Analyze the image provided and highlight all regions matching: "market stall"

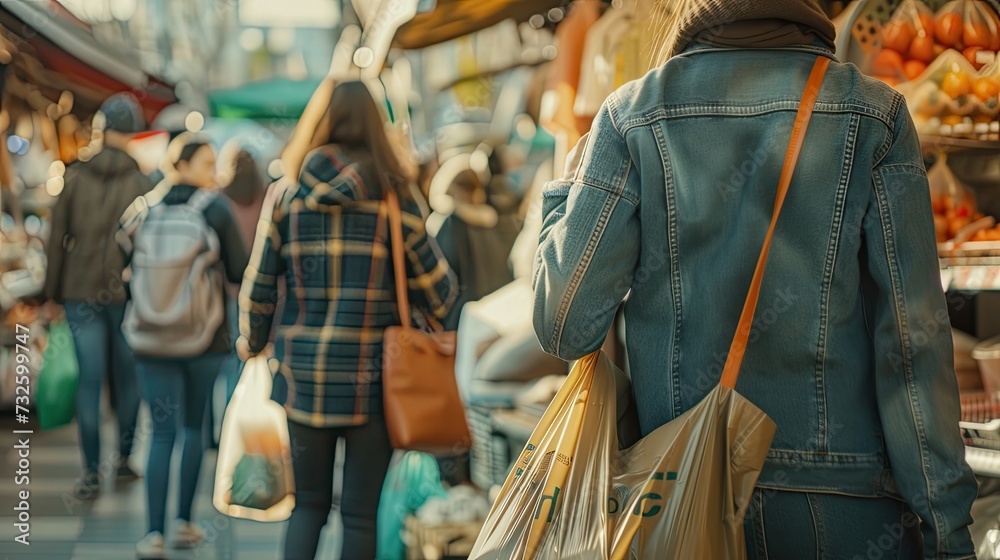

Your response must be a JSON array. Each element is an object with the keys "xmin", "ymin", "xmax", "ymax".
[{"xmin": 0, "ymin": 1, "xmax": 176, "ymax": 412}]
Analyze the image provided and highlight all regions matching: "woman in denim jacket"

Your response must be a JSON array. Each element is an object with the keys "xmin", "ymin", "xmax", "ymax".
[{"xmin": 532, "ymin": 1, "xmax": 978, "ymax": 558}]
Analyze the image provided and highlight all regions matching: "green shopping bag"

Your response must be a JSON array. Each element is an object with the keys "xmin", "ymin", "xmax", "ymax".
[
  {"xmin": 377, "ymin": 451, "xmax": 448, "ymax": 560},
  {"xmin": 230, "ymin": 454, "xmax": 288, "ymax": 511},
  {"xmin": 36, "ymin": 321, "xmax": 79, "ymax": 430}
]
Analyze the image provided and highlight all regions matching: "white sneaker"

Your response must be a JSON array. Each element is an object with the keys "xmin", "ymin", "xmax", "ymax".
[
  {"xmin": 171, "ymin": 520, "xmax": 205, "ymax": 549},
  {"xmin": 136, "ymin": 532, "xmax": 166, "ymax": 559}
]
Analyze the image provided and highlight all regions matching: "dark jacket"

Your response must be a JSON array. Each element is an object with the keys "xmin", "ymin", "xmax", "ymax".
[
  {"xmin": 121, "ymin": 184, "xmax": 250, "ymax": 356},
  {"xmin": 44, "ymin": 147, "xmax": 152, "ymax": 304},
  {"xmin": 243, "ymin": 145, "xmax": 458, "ymax": 427}
]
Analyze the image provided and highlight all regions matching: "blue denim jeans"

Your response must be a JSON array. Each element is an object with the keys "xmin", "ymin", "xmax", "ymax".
[
  {"xmin": 743, "ymin": 489, "xmax": 922, "ymax": 560},
  {"xmin": 136, "ymin": 354, "xmax": 225, "ymax": 535},
  {"xmin": 63, "ymin": 301, "xmax": 140, "ymax": 474}
]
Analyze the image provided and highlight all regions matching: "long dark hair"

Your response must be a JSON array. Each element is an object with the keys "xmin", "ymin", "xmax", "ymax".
[
  {"xmin": 311, "ymin": 81, "xmax": 413, "ymax": 199},
  {"xmin": 222, "ymin": 149, "xmax": 264, "ymax": 206},
  {"xmin": 174, "ymin": 140, "xmax": 210, "ymax": 167}
]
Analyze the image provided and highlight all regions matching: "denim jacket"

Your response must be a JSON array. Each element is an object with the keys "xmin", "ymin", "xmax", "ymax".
[{"xmin": 532, "ymin": 44, "xmax": 977, "ymax": 558}]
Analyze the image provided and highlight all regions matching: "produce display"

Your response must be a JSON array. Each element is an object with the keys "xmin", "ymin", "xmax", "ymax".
[
  {"xmin": 872, "ymin": 0, "xmax": 1000, "ymax": 136},
  {"xmin": 928, "ymin": 153, "xmax": 1000, "ymax": 244}
]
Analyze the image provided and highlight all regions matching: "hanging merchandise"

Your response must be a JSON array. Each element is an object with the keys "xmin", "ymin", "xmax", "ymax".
[
  {"xmin": 857, "ymin": 0, "xmax": 1000, "ymax": 136},
  {"xmin": 377, "ymin": 451, "xmax": 449, "ymax": 560},
  {"xmin": 873, "ymin": 0, "xmax": 939, "ymax": 83},
  {"xmin": 36, "ymin": 320, "xmax": 78, "ymax": 431},
  {"xmin": 574, "ymin": 2, "xmax": 635, "ymax": 120},
  {"xmin": 928, "ymin": 152, "xmax": 990, "ymax": 243},
  {"xmin": 213, "ymin": 355, "xmax": 294, "ymax": 521},
  {"xmin": 541, "ymin": 0, "xmax": 603, "ymax": 161}
]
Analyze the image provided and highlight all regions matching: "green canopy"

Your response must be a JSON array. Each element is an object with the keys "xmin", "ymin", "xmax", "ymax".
[{"xmin": 208, "ymin": 78, "xmax": 324, "ymax": 121}]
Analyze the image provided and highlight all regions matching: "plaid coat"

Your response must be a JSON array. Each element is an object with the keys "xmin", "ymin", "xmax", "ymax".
[{"xmin": 241, "ymin": 145, "xmax": 457, "ymax": 427}]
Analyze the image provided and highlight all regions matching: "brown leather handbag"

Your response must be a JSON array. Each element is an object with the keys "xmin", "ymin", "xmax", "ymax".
[{"xmin": 382, "ymin": 191, "xmax": 473, "ymax": 455}]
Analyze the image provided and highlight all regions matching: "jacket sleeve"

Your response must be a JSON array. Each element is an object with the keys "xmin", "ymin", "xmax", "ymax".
[
  {"xmin": 399, "ymin": 200, "xmax": 459, "ymax": 322},
  {"xmin": 209, "ymin": 198, "xmax": 250, "ymax": 284},
  {"xmin": 43, "ymin": 176, "xmax": 74, "ymax": 302},
  {"xmin": 240, "ymin": 185, "xmax": 287, "ymax": 354},
  {"xmin": 863, "ymin": 98, "xmax": 977, "ymax": 559},
  {"xmin": 532, "ymin": 98, "xmax": 640, "ymax": 360}
]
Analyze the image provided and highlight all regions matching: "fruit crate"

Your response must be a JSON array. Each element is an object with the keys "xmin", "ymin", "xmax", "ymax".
[{"xmin": 836, "ymin": 0, "xmax": 1000, "ymax": 140}]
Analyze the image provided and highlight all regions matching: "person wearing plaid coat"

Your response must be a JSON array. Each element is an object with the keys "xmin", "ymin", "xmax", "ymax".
[{"xmin": 239, "ymin": 81, "xmax": 457, "ymax": 560}]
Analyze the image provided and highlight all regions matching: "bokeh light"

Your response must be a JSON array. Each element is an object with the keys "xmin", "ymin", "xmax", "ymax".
[
  {"xmin": 185, "ymin": 111, "xmax": 205, "ymax": 133},
  {"xmin": 45, "ymin": 176, "xmax": 65, "ymax": 197},
  {"xmin": 240, "ymin": 28, "xmax": 265, "ymax": 52}
]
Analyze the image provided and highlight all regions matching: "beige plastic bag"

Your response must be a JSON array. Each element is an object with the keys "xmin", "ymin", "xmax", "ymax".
[
  {"xmin": 469, "ymin": 352, "xmax": 775, "ymax": 560},
  {"xmin": 213, "ymin": 355, "xmax": 295, "ymax": 521}
]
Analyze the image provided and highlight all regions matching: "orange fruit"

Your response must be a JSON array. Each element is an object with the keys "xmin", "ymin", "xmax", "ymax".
[
  {"xmin": 943, "ymin": 114, "xmax": 965, "ymax": 126},
  {"xmin": 904, "ymin": 59, "xmax": 928, "ymax": 80},
  {"xmin": 874, "ymin": 75, "xmax": 902, "ymax": 87},
  {"xmin": 942, "ymin": 71, "xmax": 973, "ymax": 99},
  {"xmin": 964, "ymin": 46, "xmax": 985, "ymax": 68},
  {"xmin": 935, "ymin": 214, "xmax": 949, "ymax": 242},
  {"xmin": 987, "ymin": 6, "xmax": 1000, "ymax": 50},
  {"xmin": 903, "ymin": 59, "xmax": 929, "ymax": 80},
  {"xmin": 882, "ymin": 20, "xmax": 915, "ymax": 53},
  {"xmin": 918, "ymin": 12, "xmax": 936, "ymax": 36},
  {"xmin": 909, "ymin": 34, "xmax": 937, "ymax": 63},
  {"xmin": 872, "ymin": 49, "xmax": 904, "ymax": 76},
  {"xmin": 966, "ymin": 22, "xmax": 994, "ymax": 49},
  {"xmin": 936, "ymin": 12, "xmax": 964, "ymax": 47},
  {"xmin": 973, "ymin": 76, "xmax": 1000, "ymax": 101}
]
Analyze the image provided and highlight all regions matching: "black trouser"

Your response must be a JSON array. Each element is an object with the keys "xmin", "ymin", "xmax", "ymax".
[{"xmin": 284, "ymin": 416, "xmax": 394, "ymax": 560}]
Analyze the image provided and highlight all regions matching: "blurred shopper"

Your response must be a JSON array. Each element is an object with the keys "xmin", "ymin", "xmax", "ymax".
[
  {"xmin": 239, "ymin": 81, "xmax": 457, "ymax": 560},
  {"xmin": 532, "ymin": 1, "xmax": 977, "ymax": 558},
  {"xmin": 42, "ymin": 93, "xmax": 151, "ymax": 499},
  {"xmin": 119, "ymin": 140, "xmax": 249, "ymax": 558},
  {"xmin": 218, "ymin": 146, "xmax": 266, "ymax": 400}
]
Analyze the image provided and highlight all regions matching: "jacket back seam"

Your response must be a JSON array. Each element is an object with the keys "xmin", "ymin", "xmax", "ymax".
[
  {"xmin": 617, "ymin": 102, "xmax": 895, "ymax": 133},
  {"xmin": 651, "ymin": 122, "xmax": 685, "ymax": 417}
]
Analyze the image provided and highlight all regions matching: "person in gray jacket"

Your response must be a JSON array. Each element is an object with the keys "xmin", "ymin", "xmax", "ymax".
[{"xmin": 43, "ymin": 93, "xmax": 152, "ymax": 499}]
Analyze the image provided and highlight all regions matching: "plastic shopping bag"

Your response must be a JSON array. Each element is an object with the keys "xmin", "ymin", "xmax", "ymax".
[
  {"xmin": 471, "ymin": 352, "xmax": 776, "ymax": 560},
  {"xmin": 36, "ymin": 321, "xmax": 79, "ymax": 430},
  {"xmin": 377, "ymin": 451, "xmax": 448, "ymax": 560},
  {"xmin": 213, "ymin": 355, "xmax": 294, "ymax": 521},
  {"xmin": 935, "ymin": 0, "xmax": 1000, "ymax": 53}
]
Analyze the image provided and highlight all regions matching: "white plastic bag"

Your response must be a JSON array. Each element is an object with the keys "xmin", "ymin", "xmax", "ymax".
[{"xmin": 213, "ymin": 354, "xmax": 295, "ymax": 521}]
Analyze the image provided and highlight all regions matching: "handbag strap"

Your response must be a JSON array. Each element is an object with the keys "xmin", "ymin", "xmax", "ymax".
[
  {"xmin": 387, "ymin": 190, "xmax": 411, "ymax": 330},
  {"xmin": 719, "ymin": 56, "xmax": 830, "ymax": 390}
]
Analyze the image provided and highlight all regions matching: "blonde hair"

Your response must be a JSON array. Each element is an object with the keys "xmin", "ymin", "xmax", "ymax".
[{"xmin": 651, "ymin": 0, "xmax": 690, "ymax": 67}]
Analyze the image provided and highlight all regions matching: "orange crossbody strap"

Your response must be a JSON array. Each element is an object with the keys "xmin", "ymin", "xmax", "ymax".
[
  {"xmin": 387, "ymin": 191, "xmax": 411, "ymax": 330},
  {"xmin": 719, "ymin": 56, "xmax": 831, "ymax": 390}
]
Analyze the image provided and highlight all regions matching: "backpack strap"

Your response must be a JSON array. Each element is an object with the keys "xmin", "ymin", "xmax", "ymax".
[{"xmin": 188, "ymin": 188, "xmax": 217, "ymax": 213}]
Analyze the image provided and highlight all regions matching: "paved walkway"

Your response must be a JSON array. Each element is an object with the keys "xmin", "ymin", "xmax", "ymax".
[{"xmin": 0, "ymin": 407, "xmax": 343, "ymax": 560}]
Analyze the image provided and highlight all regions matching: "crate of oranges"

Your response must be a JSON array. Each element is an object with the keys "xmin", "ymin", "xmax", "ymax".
[{"xmin": 868, "ymin": 0, "xmax": 1000, "ymax": 136}]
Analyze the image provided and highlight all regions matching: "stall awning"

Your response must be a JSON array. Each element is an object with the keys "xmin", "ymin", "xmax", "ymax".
[
  {"xmin": 0, "ymin": 1, "xmax": 176, "ymax": 121},
  {"xmin": 208, "ymin": 78, "xmax": 324, "ymax": 121},
  {"xmin": 393, "ymin": 0, "xmax": 565, "ymax": 49}
]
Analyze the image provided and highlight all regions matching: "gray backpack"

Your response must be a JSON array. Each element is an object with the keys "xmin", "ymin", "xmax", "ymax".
[{"xmin": 123, "ymin": 189, "xmax": 224, "ymax": 357}]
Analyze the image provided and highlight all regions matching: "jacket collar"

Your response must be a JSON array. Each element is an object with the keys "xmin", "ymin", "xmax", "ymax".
[{"xmin": 675, "ymin": 40, "xmax": 838, "ymax": 61}]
